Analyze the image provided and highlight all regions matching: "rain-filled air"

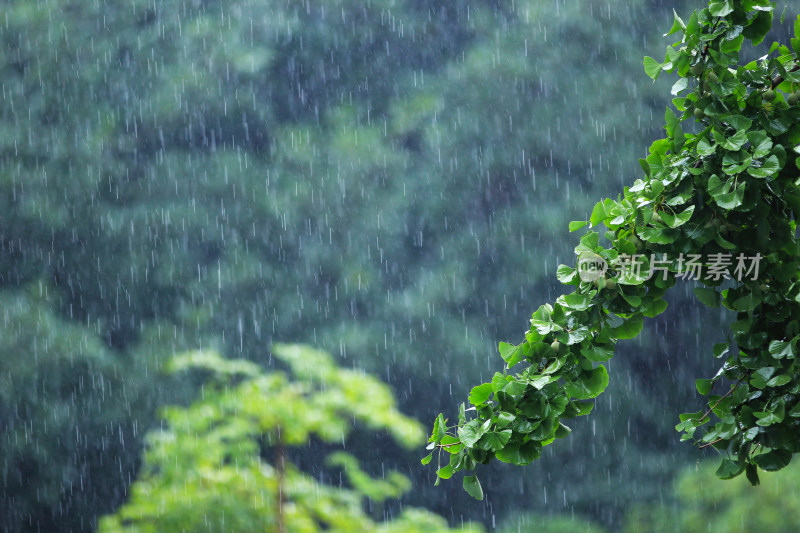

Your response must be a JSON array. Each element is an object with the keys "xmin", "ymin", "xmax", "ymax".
[{"xmin": 3, "ymin": 0, "xmax": 800, "ymax": 531}]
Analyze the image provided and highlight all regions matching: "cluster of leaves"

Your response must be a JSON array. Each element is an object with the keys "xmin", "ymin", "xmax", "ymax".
[
  {"xmin": 428, "ymin": 0, "xmax": 800, "ymax": 497},
  {"xmin": 99, "ymin": 344, "xmax": 483, "ymax": 533}
]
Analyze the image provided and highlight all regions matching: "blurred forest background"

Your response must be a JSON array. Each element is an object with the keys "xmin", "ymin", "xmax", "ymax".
[{"xmin": 2, "ymin": 0, "xmax": 796, "ymax": 531}]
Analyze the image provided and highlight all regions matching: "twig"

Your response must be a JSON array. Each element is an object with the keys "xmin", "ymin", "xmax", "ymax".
[
  {"xmin": 699, "ymin": 438, "xmax": 723, "ymax": 449},
  {"xmin": 698, "ymin": 371, "xmax": 753, "ymax": 423},
  {"xmin": 771, "ymin": 64, "xmax": 800, "ymax": 89}
]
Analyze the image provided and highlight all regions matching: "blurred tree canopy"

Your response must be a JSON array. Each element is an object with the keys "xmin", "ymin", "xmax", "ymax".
[
  {"xmin": 98, "ymin": 344, "xmax": 483, "ymax": 533},
  {"xmin": 0, "ymin": 0, "xmax": 748, "ymax": 530},
  {"xmin": 624, "ymin": 460, "xmax": 800, "ymax": 533}
]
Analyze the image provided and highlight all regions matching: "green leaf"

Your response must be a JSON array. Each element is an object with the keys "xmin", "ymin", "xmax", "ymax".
[
  {"xmin": 609, "ymin": 315, "xmax": 644, "ymax": 339},
  {"xmin": 743, "ymin": 9, "xmax": 773, "ymax": 45},
  {"xmin": 678, "ymin": 410, "xmax": 704, "ymax": 423},
  {"xmin": 694, "ymin": 287, "xmax": 720, "ymax": 308},
  {"xmin": 580, "ymin": 344, "xmax": 615, "ymax": 362},
  {"xmin": 457, "ymin": 420, "xmax": 485, "ymax": 447},
  {"xmin": 621, "ymin": 292, "xmax": 642, "ymax": 307},
  {"xmin": 664, "ymin": 9, "xmax": 686, "ymax": 36},
  {"xmin": 695, "ymin": 378, "xmax": 713, "ymax": 396},
  {"xmin": 542, "ymin": 356, "xmax": 567, "ymax": 375},
  {"xmin": 746, "ymin": 463, "xmax": 760, "ymax": 486},
  {"xmin": 638, "ymin": 226, "xmax": 677, "ymax": 244},
  {"xmin": 502, "ymin": 379, "xmax": 527, "ymax": 397},
  {"xmin": 563, "ymin": 292, "xmax": 592, "ymax": 311},
  {"xmin": 671, "ymin": 77, "xmax": 688, "ymax": 95},
  {"xmin": 748, "ymin": 155, "xmax": 780, "ymax": 178},
  {"xmin": 697, "ymin": 136, "xmax": 717, "ymax": 156},
  {"xmin": 727, "ymin": 115, "xmax": 753, "ymax": 132},
  {"xmin": 720, "ymin": 34, "xmax": 744, "ymax": 55},
  {"xmin": 708, "ymin": 175, "xmax": 745, "ymax": 209},
  {"xmin": 436, "ymin": 464, "xmax": 454, "ymax": 479},
  {"xmin": 644, "ymin": 56, "xmax": 663, "ymax": 80},
  {"xmin": 468, "ymin": 383, "xmax": 494, "ymax": 406},
  {"xmin": 751, "ymin": 367, "xmax": 776, "ymax": 389},
  {"xmin": 573, "ymin": 401, "xmax": 594, "ymax": 416},
  {"xmin": 639, "ymin": 158, "xmax": 650, "ymax": 177},
  {"xmin": 713, "ymin": 342, "xmax": 729, "ymax": 358},
  {"xmin": 716, "ymin": 458, "xmax": 745, "ymax": 480},
  {"xmin": 569, "ymin": 220, "xmax": 588, "ymax": 232},
  {"xmin": 432, "ymin": 413, "xmax": 446, "ymax": 442},
  {"xmin": 578, "ymin": 231, "xmax": 600, "ymax": 251},
  {"xmin": 421, "ymin": 452, "xmax": 433, "ymax": 465},
  {"xmin": 491, "ymin": 372, "xmax": 508, "ymax": 393},
  {"xmin": 529, "ymin": 375, "xmax": 551, "ymax": 390},
  {"xmin": 642, "ymin": 298, "xmax": 668, "ymax": 318},
  {"xmin": 479, "ymin": 429, "xmax": 512, "ymax": 452},
  {"xmin": 496, "ymin": 440, "xmax": 541, "ymax": 465},
  {"xmin": 658, "ymin": 207, "xmax": 688, "ymax": 229},
  {"xmin": 589, "ymin": 201, "xmax": 607, "ymax": 227},
  {"xmin": 555, "ymin": 422, "xmax": 572, "ymax": 439},
  {"xmin": 732, "ymin": 293, "xmax": 760, "ymax": 313},
  {"xmin": 646, "ymin": 152, "xmax": 664, "ymax": 178},
  {"xmin": 769, "ymin": 339, "xmax": 795, "ymax": 359},
  {"xmin": 748, "ymin": 130, "xmax": 772, "ymax": 157},
  {"xmin": 767, "ymin": 374, "xmax": 791, "ymax": 387},
  {"xmin": 499, "ymin": 342, "xmax": 526, "ymax": 368},
  {"xmin": 709, "ymin": 0, "xmax": 733, "ymax": 17},
  {"xmin": 753, "ymin": 448, "xmax": 792, "ymax": 471},
  {"xmin": 463, "ymin": 475, "xmax": 484, "ymax": 500},
  {"xmin": 566, "ymin": 365, "xmax": 609, "ymax": 400},
  {"xmin": 721, "ymin": 130, "xmax": 748, "ymax": 151}
]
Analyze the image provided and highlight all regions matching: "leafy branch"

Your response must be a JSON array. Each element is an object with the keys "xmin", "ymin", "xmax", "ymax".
[{"xmin": 427, "ymin": 0, "xmax": 800, "ymax": 499}]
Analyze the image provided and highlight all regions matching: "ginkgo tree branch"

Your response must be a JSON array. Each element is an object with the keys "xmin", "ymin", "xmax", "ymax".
[{"xmin": 426, "ymin": 1, "xmax": 800, "ymax": 499}]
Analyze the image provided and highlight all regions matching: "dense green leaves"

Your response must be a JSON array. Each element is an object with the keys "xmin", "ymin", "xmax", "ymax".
[{"xmin": 428, "ymin": 0, "xmax": 800, "ymax": 496}]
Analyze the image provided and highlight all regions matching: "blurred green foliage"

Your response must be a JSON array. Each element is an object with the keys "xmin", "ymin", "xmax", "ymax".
[
  {"xmin": 98, "ymin": 344, "xmax": 483, "ymax": 533},
  {"xmin": 498, "ymin": 512, "xmax": 608, "ymax": 533},
  {"xmin": 0, "ymin": 285, "xmax": 167, "ymax": 529},
  {"xmin": 624, "ymin": 460, "xmax": 800, "ymax": 533}
]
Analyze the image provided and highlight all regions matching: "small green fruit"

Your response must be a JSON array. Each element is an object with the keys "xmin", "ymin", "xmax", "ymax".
[
  {"xmin": 693, "ymin": 107, "xmax": 706, "ymax": 119},
  {"xmin": 788, "ymin": 92, "xmax": 799, "ymax": 106},
  {"xmin": 763, "ymin": 89, "xmax": 776, "ymax": 102},
  {"xmin": 707, "ymin": 71, "xmax": 718, "ymax": 83},
  {"xmin": 550, "ymin": 340, "xmax": 562, "ymax": 354},
  {"xmin": 604, "ymin": 278, "xmax": 616, "ymax": 290},
  {"xmin": 690, "ymin": 64, "xmax": 703, "ymax": 77},
  {"xmin": 594, "ymin": 277, "xmax": 606, "ymax": 290},
  {"xmin": 651, "ymin": 212, "xmax": 662, "ymax": 224}
]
